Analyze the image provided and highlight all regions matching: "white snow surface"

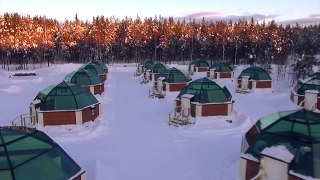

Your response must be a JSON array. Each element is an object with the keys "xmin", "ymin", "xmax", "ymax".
[
  {"xmin": 261, "ymin": 145, "xmax": 294, "ymax": 163},
  {"xmin": 0, "ymin": 63, "xmax": 299, "ymax": 180}
]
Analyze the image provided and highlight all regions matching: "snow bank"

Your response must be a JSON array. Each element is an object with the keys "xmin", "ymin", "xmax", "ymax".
[{"xmin": 0, "ymin": 85, "xmax": 23, "ymax": 94}]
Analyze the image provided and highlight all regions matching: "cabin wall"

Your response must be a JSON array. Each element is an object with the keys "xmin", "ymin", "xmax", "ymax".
[
  {"xmin": 218, "ymin": 72, "xmax": 233, "ymax": 78},
  {"xmin": 248, "ymin": 81, "xmax": 253, "ymax": 89},
  {"xmin": 99, "ymin": 74, "xmax": 107, "ymax": 81},
  {"xmin": 201, "ymin": 103, "xmax": 230, "ymax": 116},
  {"xmin": 83, "ymin": 86, "xmax": 91, "ymax": 92},
  {"xmin": 237, "ymin": 79, "xmax": 242, "ymax": 88},
  {"xmin": 72, "ymin": 171, "xmax": 86, "ymax": 180},
  {"xmin": 237, "ymin": 79, "xmax": 272, "ymax": 89},
  {"xmin": 196, "ymin": 67, "xmax": 208, "ymax": 72},
  {"xmin": 291, "ymin": 93, "xmax": 306, "ymax": 106},
  {"xmin": 245, "ymin": 159, "xmax": 260, "ymax": 180},
  {"xmin": 82, "ymin": 104, "xmax": 100, "ymax": 123},
  {"xmin": 163, "ymin": 83, "xmax": 167, "ymax": 91},
  {"xmin": 94, "ymin": 84, "xmax": 104, "ymax": 95},
  {"xmin": 288, "ymin": 174, "xmax": 304, "ymax": 180},
  {"xmin": 42, "ymin": 111, "xmax": 76, "ymax": 126},
  {"xmin": 256, "ymin": 81, "xmax": 272, "ymax": 88},
  {"xmin": 206, "ymin": 71, "xmax": 210, "ymax": 78},
  {"xmin": 176, "ymin": 100, "xmax": 181, "ymax": 112},
  {"xmin": 168, "ymin": 83, "xmax": 187, "ymax": 92},
  {"xmin": 191, "ymin": 103, "xmax": 196, "ymax": 117}
]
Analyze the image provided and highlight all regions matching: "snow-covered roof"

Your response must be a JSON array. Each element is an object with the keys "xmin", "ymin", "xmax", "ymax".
[
  {"xmin": 31, "ymin": 99, "xmax": 41, "ymax": 105},
  {"xmin": 241, "ymin": 76, "xmax": 250, "ymax": 79},
  {"xmin": 261, "ymin": 145, "xmax": 294, "ymax": 163},
  {"xmin": 305, "ymin": 90, "xmax": 319, "ymax": 94},
  {"xmin": 240, "ymin": 153, "xmax": 259, "ymax": 162},
  {"xmin": 182, "ymin": 94, "xmax": 194, "ymax": 99}
]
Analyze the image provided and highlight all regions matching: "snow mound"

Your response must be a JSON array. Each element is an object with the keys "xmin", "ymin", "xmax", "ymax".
[{"xmin": 0, "ymin": 85, "xmax": 23, "ymax": 94}]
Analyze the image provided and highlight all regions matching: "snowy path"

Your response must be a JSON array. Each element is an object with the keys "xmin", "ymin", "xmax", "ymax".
[{"xmin": 53, "ymin": 67, "xmax": 244, "ymax": 180}]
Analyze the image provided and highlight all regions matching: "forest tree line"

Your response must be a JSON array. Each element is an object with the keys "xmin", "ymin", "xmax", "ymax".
[{"xmin": 0, "ymin": 12, "xmax": 319, "ymax": 69}]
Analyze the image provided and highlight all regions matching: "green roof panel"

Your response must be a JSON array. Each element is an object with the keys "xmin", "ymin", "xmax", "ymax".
[
  {"xmin": 238, "ymin": 66, "xmax": 272, "ymax": 80},
  {"xmin": 35, "ymin": 81, "xmax": 98, "ymax": 111},
  {"xmin": 209, "ymin": 62, "xmax": 232, "ymax": 72},
  {"xmin": 295, "ymin": 73, "xmax": 320, "ymax": 95},
  {"xmin": 139, "ymin": 60, "xmax": 154, "ymax": 70},
  {"xmin": 81, "ymin": 63, "xmax": 104, "ymax": 75},
  {"xmin": 244, "ymin": 109, "xmax": 320, "ymax": 178},
  {"xmin": 189, "ymin": 59, "xmax": 209, "ymax": 68},
  {"xmin": 90, "ymin": 60, "xmax": 107, "ymax": 70},
  {"xmin": 159, "ymin": 67, "xmax": 190, "ymax": 83},
  {"xmin": 146, "ymin": 63, "xmax": 167, "ymax": 73},
  {"xmin": 64, "ymin": 68, "xmax": 102, "ymax": 86},
  {"xmin": 177, "ymin": 77, "xmax": 232, "ymax": 103},
  {"xmin": 0, "ymin": 127, "xmax": 82, "ymax": 180}
]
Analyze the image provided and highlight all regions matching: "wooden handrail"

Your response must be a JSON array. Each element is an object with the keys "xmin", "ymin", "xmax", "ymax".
[{"xmin": 11, "ymin": 114, "xmax": 36, "ymax": 128}]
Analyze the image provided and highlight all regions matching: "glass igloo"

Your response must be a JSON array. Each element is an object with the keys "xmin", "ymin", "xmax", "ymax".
[
  {"xmin": 242, "ymin": 109, "xmax": 320, "ymax": 179},
  {"xmin": 0, "ymin": 127, "xmax": 85, "ymax": 180}
]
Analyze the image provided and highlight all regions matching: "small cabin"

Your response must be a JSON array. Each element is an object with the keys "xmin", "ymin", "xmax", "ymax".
[
  {"xmin": 240, "ymin": 109, "xmax": 320, "ymax": 180},
  {"xmin": 141, "ymin": 63, "xmax": 167, "ymax": 83},
  {"xmin": 64, "ymin": 68, "xmax": 104, "ymax": 95},
  {"xmin": 90, "ymin": 60, "xmax": 108, "ymax": 73},
  {"xmin": 30, "ymin": 81, "xmax": 101, "ymax": 126},
  {"xmin": 0, "ymin": 126, "xmax": 86, "ymax": 180},
  {"xmin": 135, "ymin": 60, "xmax": 154, "ymax": 76},
  {"xmin": 291, "ymin": 73, "xmax": 320, "ymax": 111},
  {"xmin": 169, "ymin": 77, "xmax": 234, "ymax": 126},
  {"xmin": 236, "ymin": 66, "xmax": 273, "ymax": 93},
  {"xmin": 150, "ymin": 67, "xmax": 191, "ymax": 98},
  {"xmin": 206, "ymin": 62, "xmax": 234, "ymax": 79},
  {"xmin": 188, "ymin": 59, "xmax": 209, "ymax": 74},
  {"xmin": 147, "ymin": 63, "xmax": 167, "ymax": 81},
  {"xmin": 82, "ymin": 62, "xmax": 107, "ymax": 82}
]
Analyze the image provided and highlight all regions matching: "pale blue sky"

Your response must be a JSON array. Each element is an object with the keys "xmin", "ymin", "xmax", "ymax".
[{"xmin": 0, "ymin": 0, "xmax": 319, "ymax": 24}]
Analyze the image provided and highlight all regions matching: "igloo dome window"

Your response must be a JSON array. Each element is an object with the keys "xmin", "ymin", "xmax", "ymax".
[
  {"xmin": 159, "ymin": 67, "xmax": 190, "ymax": 83},
  {"xmin": 244, "ymin": 109, "xmax": 320, "ymax": 178},
  {"xmin": 35, "ymin": 81, "xmax": 98, "ymax": 111},
  {"xmin": 238, "ymin": 66, "xmax": 271, "ymax": 81},
  {"xmin": 0, "ymin": 127, "xmax": 82, "ymax": 180},
  {"xmin": 177, "ymin": 77, "xmax": 232, "ymax": 103}
]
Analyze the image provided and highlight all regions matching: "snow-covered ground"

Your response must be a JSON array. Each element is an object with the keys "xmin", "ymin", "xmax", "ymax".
[{"xmin": 0, "ymin": 63, "xmax": 298, "ymax": 180}]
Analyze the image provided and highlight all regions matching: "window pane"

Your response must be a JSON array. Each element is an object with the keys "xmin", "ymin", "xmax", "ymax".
[{"xmin": 14, "ymin": 147, "xmax": 81, "ymax": 180}]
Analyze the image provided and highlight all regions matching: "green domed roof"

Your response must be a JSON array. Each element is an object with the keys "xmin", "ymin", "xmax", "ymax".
[
  {"xmin": 138, "ymin": 60, "xmax": 154, "ymax": 69},
  {"xmin": 146, "ymin": 63, "xmax": 167, "ymax": 73},
  {"xmin": 159, "ymin": 67, "xmax": 190, "ymax": 83},
  {"xmin": 244, "ymin": 109, "xmax": 320, "ymax": 178},
  {"xmin": 177, "ymin": 77, "xmax": 232, "ymax": 103},
  {"xmin": 238, "ymin": 66, "xmax": 272, "ymax": 80},
  {"xmin": 64, "ymin": 68, "xmax": 103, "ymax": 86},
  {"xmin": 209, "ymin": 62, "xmax": 232, "ymax": 72},
  {"xmin": 189, "ymin": 59, "xmax": 209, "ymax": 68},
  {"xmin": 35, "ymin": 81, "xmax": 98, "ymax": 111},
  {"xmin": 295, "ymin": 73, "xmax": 320, "ymax": 95},
  {"xmin": 0, "ymin": 127, "xmax": 82, "ymax": 180},
  {"xmin": 90, "ymin": 60, "xmax": 107, "ymax": 70},
  {"xmin": 81, "ymin": 63, "xmax": 104, "ymax": 75}
]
